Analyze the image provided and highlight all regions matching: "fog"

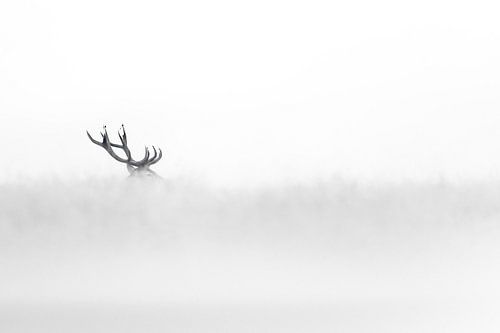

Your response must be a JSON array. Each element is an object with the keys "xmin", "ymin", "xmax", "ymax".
[
  {"xmin": 2, "ymin": 0, "xmax": 500, "ymax": 330},
  {"xmin": 1, "ymin": 177, "xmax": 500, "ymax": 331}
]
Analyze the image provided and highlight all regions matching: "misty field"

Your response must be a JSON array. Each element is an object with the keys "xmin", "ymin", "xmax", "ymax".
[{"xmin": 1, "ymin": 178, "xmax": 500, "ymax": 332}]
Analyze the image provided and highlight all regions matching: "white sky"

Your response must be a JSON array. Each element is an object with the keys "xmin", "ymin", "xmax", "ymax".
[{"xmin": 1, "ymin": 0, "xmax": 500, "ymax": 186}]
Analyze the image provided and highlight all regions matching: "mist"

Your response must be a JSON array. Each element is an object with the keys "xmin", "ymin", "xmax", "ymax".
[
  {"xmin": 2, "ymin": 0, "xmax": 500, "ymax": 330},
  {"xmin": 1, "ymin": 177, "xmax": 500, "ymax": 331}
]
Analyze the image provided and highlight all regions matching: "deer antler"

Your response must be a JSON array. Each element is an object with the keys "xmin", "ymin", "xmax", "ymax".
[{"xmin": 87, "ymin": 125, "xmax": 163, "ymax": 174}]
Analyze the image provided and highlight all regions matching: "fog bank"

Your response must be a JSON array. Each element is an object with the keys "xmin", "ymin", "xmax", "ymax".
[{"xmin": 1, "ymin": 178, "xmax": 500, "ymax": 331}]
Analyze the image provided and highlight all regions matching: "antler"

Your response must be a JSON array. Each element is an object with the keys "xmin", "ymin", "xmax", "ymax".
[{"xmin": 86, "ymin": 125, "xmax": 163, "ymax": 168}]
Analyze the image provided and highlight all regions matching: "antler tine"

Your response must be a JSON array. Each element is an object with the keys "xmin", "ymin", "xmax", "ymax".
[
  {"xmin": 86, "ymin": 130, "xmax": 103, "ymax": 146},
  {"xmin": 118, "ymin": 126, "xmax": 132, "ymax": 160},
  {"xmin": 86, "ymin": 126, "xmax": 113, "ymax": 148},
  {"xmin": 145, "ymin": 146, "xmax": 158, "ymax": 165},
  {"xmin": 119, "ymin": 124, "xmax": 128, "ymax": 145},
  {"xmin": 102, "ymin": 133, "xmax": 130, "ymax": 164},
  {"xmin": 87, "ymin": 126, "xmax": 129, "ymax": 164},
  {"xmin": 102, "ymin": 125, "xmax": 124, "ymax": 149},
  {"xmin": 148, "ymin": 147, "xmax": 163, "ymax": 165}
]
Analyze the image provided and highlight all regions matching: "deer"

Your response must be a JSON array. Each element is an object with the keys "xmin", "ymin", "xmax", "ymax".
[{"xmin": 87, "ymin": 125, "xmax": 163, "ymax": 178}]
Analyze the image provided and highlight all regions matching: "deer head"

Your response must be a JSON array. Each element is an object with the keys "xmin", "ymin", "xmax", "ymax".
[{"xmin": 87, "ymin": 125, "xmax": 163, "ymax": 177}]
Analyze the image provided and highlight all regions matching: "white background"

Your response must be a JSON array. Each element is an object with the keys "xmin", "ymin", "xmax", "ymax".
[{"xmin": 1, "ymin": 0, "xmax": 500, "ymax": 186}]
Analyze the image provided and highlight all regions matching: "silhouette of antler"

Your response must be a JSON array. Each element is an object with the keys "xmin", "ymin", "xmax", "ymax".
[{"xmin": 87, "ymin": 125, "xmax": 162, "ymax": 175}]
